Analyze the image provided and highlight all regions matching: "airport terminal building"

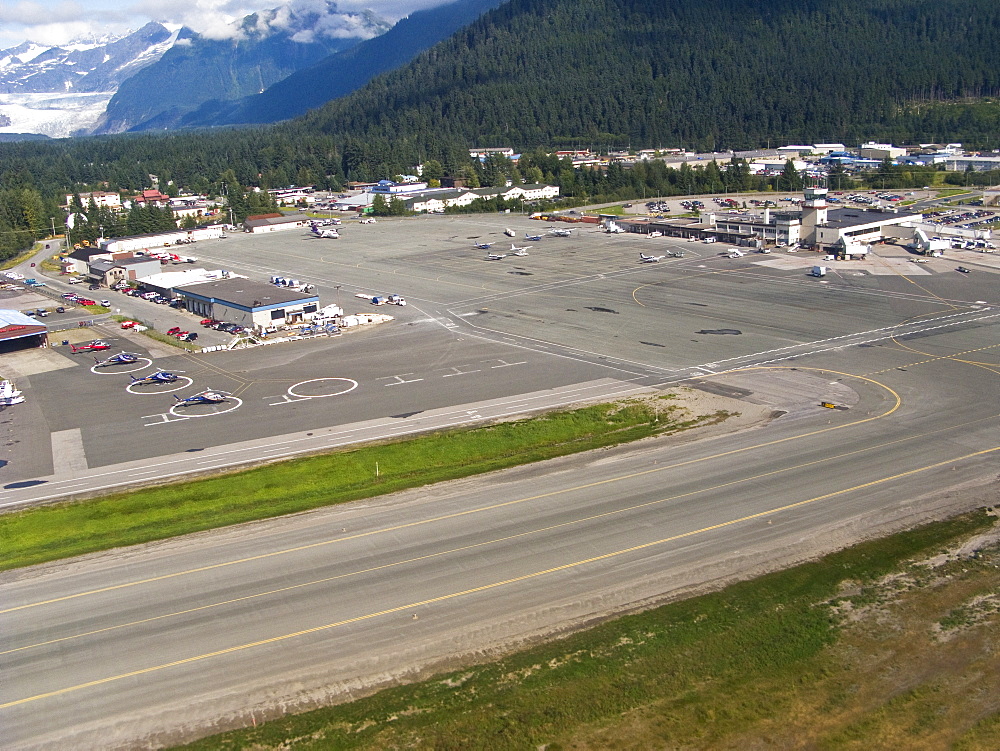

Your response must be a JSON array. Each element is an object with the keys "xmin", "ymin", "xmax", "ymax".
[
  {"xmin": 619, "ymin": 187, "xmax": 918, "ymax": 252},
  {"xmin": 176, "ymin": 278, "xmax": 319, "ymax": 330}
]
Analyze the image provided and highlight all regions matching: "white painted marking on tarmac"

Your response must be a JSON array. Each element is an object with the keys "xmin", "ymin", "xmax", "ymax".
[
  {"xmin": 377, "ymin": 374, "xmax": 424, "ymax": 386},
  {"xmin": 287, "ymin": 378, "xmax": 358, "ymax": 400},
  {"xmin": 441, "ymin": 366, "xmax": 481, "ymax": 378},
  {"xmin": 142, "ymin": 413, "xmax": 190, "ymax": 427}
]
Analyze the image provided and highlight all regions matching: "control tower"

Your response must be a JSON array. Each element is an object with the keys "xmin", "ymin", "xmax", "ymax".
[{"xmin": 800, "ymin": 186, "xmax": 828, "ymax": 246}]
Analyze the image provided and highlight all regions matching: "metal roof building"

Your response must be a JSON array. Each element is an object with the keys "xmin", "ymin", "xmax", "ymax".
[
  {"xmin": 0, "ymin": 309, "xmax": 48, "ymax": 348},
  {"xmin": 176, "ymin": 278, "xmax": 320, "ymax": 330}
]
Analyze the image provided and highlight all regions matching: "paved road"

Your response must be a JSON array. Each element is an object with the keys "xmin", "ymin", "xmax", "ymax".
[{"xmin": 2, "ymin": 217, "xmax": 999, "ymax": 748}]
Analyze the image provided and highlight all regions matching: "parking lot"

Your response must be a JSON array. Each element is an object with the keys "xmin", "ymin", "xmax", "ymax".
[{"xmin": 2, "ymin": 212, "xmax": 998, "ymax": 485}]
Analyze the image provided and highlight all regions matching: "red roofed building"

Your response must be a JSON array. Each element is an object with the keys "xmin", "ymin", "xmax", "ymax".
[{"xmin": 133, "ymin": 189, "xmax": 171, "ymax": 207}]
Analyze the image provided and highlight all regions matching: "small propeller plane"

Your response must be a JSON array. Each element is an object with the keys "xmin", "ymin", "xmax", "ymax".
[
  {"xmin": 474, "ymin": 242, "xmax": 494, "ymax": 250},
  {"xmin": 509, "ymin": 243, "xmax": 532, "ymax": 255},
  {"xmin": 525, "ymin": 233, "xmax": 543, "ymax": 242},
  {"xmin": 639, "ymin": 253, "xmax": 667, "ymax": 263},
  {"xmin": 549, "ymin": 228, "xmax": 573, "ymax": 237},
  {"xmin": 94, "ymin": 351, "xmax": 140, "ymax": 367},
  {"xmin": 130, "ymin": 370, "xmax": 180, "ymax": 386},
  {"xmin": 70, "ymin": 340, "xmax": 111, "ymax": 353},
  {"xmin": 310, "ymin": 223, "xmax": 339, "ymax": 239},
  {"xmin": 484, "ymin": 252, "xmax": 508, "ymax": 261},
  {"xmin": 174, "ymin": 389, "xmax": 231, "ymax": 406}
]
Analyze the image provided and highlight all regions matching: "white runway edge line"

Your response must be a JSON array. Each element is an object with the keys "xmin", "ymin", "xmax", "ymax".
[{"xmin": 0, "ymin": 378, "xmax": 650, "ymax": 509}]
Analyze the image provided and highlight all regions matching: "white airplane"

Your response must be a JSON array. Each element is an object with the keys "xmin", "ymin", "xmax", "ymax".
[
  {"xmin": 310, "ymin": 224, "xmax": 339, "ymax": 239},
  {"xmin": 0, "ymin": 380, "xmax": 24, "ymax": 405},
  {"xmin": 639, "ymin": 252, "xmax": 666, "ymax": 263},
  {"xmin": 474, "ymin": 242, "xmax": 494, "ymax": 250},
  {"xmin": 484, "ymin": 252, "xmax": 508, "ymax": 261},
  {"xmin": 510, "ymin": 243, "xmax": 531, "ymax": 255},
  {"xmin": 549, "ymin": 228, "xmax": 573, "ymax": 237},
  {"xmin": 525, "ymin": 233, "xmax": 543, "ymax": 241}
]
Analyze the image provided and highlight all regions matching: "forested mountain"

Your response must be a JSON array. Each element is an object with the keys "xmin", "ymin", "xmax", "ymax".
[
  {"xmin": 92, "ymin": 1, "xmax": 390, "ymax": 134},
  {"xmin": 181, "ymin": 0, "xmax": 504, "ymax": 128},
  {"xmin": 291, "ymin": 0, "xmax": 1000, "ymax": 151},
  {"xmin": 1, "ymin": 0, "xmax": 1000, "ymax": 254}
]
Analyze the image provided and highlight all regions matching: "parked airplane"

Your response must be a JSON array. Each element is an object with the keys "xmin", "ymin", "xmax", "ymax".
[
  {"xmin": 474, "ymin": 242, "xmax": 494, "ymax": 250},
  {"xmin": 0, "ymin": 379, "xmax": 24, "ymax": 405},
  {"xmin": 174, "ymin": 389, "xmax": 231, "ymax": 406},
  {"xmin": 484, "ymin": 252, "xmax": 508, "ymax": 261},
  {"xmin": 525, "ymin": 233, "xmax": 543, "ymax": 241},
  {"xmin": 549, "ymin": 228, "xmax": 573, "ymax": 237},
  {"xmin": 310, "ymin": 223, "xmax": 339, "ymax": 239},
  {"xmin": 70, "ymin": 340, "xmax": 111, "ymax": 353},
  {"xmin": 510, "ymin": 243, "xmax": 532, "ymax": 255},
  {"xmin": 94, "ymin": 351, "xmax": 140, "ymax": 367},
  {"xmin": 639, "ymin": 253, "xmax": 666, "ymax": 263},
  {"xmin": 130, "ymin": 370, "xmax": 180, "ymax": 386}
]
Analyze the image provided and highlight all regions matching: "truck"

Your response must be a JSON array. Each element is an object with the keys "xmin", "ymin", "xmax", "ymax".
[
  {"xmin": 386, "ymin": 294, "xmax": 406, "ymax": 306},
  {"xmin": 811, "ymin": 266, "xmax": 827, "ymax": 277}
]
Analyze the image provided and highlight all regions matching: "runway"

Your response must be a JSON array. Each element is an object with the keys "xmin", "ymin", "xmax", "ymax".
[{"xmin": 2, "ymin": 215, "xmax": 999, "ymax": 748}]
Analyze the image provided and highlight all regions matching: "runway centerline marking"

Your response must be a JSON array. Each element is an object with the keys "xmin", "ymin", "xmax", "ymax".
[
  {"xmin": 4, "ymin": 445, "xmax": 997, "ymax": 711},
  {"xmin": 8, "ymin": 411, "xmax": 998, "ymax": 658}
]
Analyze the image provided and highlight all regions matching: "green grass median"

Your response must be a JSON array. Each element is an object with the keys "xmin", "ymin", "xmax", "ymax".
[{"xmin": 0, "ymin": 396, "xmax": 723, "ymax": 572}]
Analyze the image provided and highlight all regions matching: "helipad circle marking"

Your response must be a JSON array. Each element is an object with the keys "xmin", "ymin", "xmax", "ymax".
[
  {"xmin": 90, "ymin": 357, "xmax": 153, "ymax": 375},
  {"xmin": 169, "ymin": 397, "xmax": 243, "ymax": 418},
  {"xmin": 287, "ymin": 378, "xmax": 358, "ymax": 399},
  {"xmin": 126, "ymin": 376, "xmax": 194, "ymax": 395}
]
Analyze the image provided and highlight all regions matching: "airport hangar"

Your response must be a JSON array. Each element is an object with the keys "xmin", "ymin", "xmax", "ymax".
[
  {"xmin": 0, "ymin": 309, "xmax": 47, "ymax": 351},
  {"xmin": 175, "ymin": 277, "xmax": 320, "ymax": 328},
  {"xmin": 618, "ymin": 187, "xmax": 920, "ymax": 253}
]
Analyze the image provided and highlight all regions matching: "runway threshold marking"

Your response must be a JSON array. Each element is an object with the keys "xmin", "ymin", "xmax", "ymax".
[
  {"xmin": 8, "ymin": 410, "xmax": 998, "ymax": 658},
  {"xmin": 0, "ymin": 368, "xmax": 901, "ymax": 616},
  {"xmin": 4, "ymin": 444, "xmax": 998, "ymax": 711}
]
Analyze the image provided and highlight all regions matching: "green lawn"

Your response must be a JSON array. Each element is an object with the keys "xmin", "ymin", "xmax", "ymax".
[{"xmin": 0, "ymin": 396, "xmax": 718, "ymax": 571}]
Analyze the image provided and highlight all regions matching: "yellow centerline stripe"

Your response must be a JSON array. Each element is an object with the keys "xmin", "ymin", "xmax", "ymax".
[
  {"xmin": 16, "ymin": 408, "xmax": 997, "ymax": 657},
  {"xmin": 4, "ymin": 444, "xmax": 997, "ymax": 711},
  {"xmin": 0, "ymin": 367, "xmax": 900, "ymax": 615}
]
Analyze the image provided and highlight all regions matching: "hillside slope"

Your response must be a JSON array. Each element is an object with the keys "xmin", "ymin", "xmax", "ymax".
[
  {"xmin": 93, "ymin": 2, "xmax": 389, "ymax": 134},
  {"xmin": 290, "ymin": 0, "xmax": 1000, "ymax": 150},
  {"xmin": 182, "ymin": 0, "xmax": 504, "ymax": 127}
]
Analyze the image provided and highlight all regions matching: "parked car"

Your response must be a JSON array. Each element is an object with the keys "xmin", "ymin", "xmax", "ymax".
[
  {"xmin": 99, "ymin": 299, "xmax": 111, "ymax": 307},
  {"xmin": 180, "ymin": 332, "xmax": 198, "ymax": 342},
  {"xmin": 78, "ymin": 299, "xmax": 97, "ymax": 306},
  {"xmin": 166, "ymin": 327, "xmax": 181, "ymax": 336},
  {"xmin": 88, "ymin": 284, "xmax": 100, "ymax": 290},
  {"xmin": 120, "ymin": 320, "xmax": 141, "ymax": 329},
  {"xmin": 55, "ymin": 306, "xmax": 66, "ymax": 313},
  {"xmin": 35, "ymin": 308, "xmax": 48, "ymax": 317}
]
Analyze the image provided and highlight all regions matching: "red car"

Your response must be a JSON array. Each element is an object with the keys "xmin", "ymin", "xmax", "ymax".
[
  {"xmin": 120, "ymin": 320, "xmax": 141, "ymax": 329},
  {"xmin": 77, "ymin": 298, "xmax": 97, "ymax": 306},
  {"xmin": 173, "ymin": 331, "xmax": 189, "ymax": 338},
  {"xmin": 166, "ymin": 327, "xmax": 181, "ymax": 335},
  {"xmin": 200, "ymin": 318, "xmax": 219, "ymax": 326}
]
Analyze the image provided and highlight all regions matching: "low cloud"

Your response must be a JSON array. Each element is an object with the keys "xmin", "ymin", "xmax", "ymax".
[{"xmin": 0, "ymin": 0, "xmax": 454, "ymax": 49}]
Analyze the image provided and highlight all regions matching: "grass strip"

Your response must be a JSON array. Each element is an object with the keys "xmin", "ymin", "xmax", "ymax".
[
  {"xmin": 0, "ymin": 396, "xmax": 715, "ymax": 572},
  {"xmin": 176, "ymin": 509, "xmax": 994, "ymax": 750}
]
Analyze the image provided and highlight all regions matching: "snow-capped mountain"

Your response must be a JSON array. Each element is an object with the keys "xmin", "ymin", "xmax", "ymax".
[
  {"xmin": 94, "ymin": 1, "xmax": 390, "ymax": 134},
  {"xmin": 0, "ymin": 23, "xmax": 182, "ymax": 138}
]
